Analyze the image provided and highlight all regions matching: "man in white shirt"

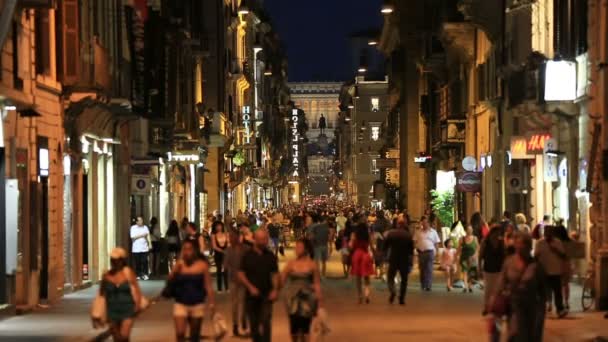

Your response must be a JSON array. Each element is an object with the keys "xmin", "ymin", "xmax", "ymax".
[
  {"xmin": 130, "ymin": 216, "xmax": 150, "ymax": 280},
  {"xmin": 415, "ymin": 216, "xmax": 440, "ymax": 291},
  {"xmin": 335, "ymin": 211, "xmax": 347, "ymax": 233}
]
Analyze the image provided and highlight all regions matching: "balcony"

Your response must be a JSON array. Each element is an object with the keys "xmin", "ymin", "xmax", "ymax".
[
  {"xmin": 201, "ymin": 112, "xmax": 231, "ymax": 148},
  {"xmin": 149, "ymin": 118, "xmax": 175, "ymax": 154},
  {"xmin": 66, "ymin": 38, "xmax": 110, "ymax": 93},
  {"xmin": 439, "ymin": 22, "xmax": 475, "ymax": 62},
  {"xmin": 457, "ymin": 0, "xmax": 506, "ymax": 42}
]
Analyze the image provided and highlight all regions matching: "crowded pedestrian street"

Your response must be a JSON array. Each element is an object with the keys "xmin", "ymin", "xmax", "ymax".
[
  {"xmin": 3, "ymin": 0, "xmax": 608, "ymax": 341},
  {"xmin": 0, "ymin": 249, "xmax": 606, "ymax": 341}
]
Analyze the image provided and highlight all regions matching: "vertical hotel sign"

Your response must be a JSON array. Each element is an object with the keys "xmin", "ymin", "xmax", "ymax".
[
  {"xmin": 242, "ymin": 106, "xmax": 252, "ymax": 144},
  {"xmin": 291, "ymin": 109, "xmax": 300, "ymax": 177},
  {"xmin": 125, "ymin": 0, "xmax": 148, "ymax": 115}
]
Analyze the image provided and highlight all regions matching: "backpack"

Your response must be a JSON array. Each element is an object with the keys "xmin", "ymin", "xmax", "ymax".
[{"xmin": 531, "ymin": 224, "xmax": 542, "ymax": 240}]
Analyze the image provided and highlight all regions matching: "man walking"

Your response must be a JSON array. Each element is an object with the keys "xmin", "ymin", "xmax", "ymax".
[
  {"xmin": 226, "ymin": 230, "xmax": 247, "ymax": 336},
  {"xmin": 535, "ymin": 226, "xmax": 568, "ymax": 318},
  {"xmin": 383, "ymin": 216, "xmax": 414, "ymax": 304},
  {"xmin": 310, "ymin": 214, "xmax": 330, "ymax": 276},
  {"xmin": 238, "ymin": 230, "xmax": 279, "ymax": 342},
  {"xmin": 130, "ymin": 216, "xmax": 150, "ymax": 280},
  {"xmin": 415, "ymin": 216, "xmax": 440, "ymax": 291}
]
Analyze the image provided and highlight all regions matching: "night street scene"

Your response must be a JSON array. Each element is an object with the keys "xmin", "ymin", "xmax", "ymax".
[{"xmin": 2, "ymin": 0, "xmax": 608, "ymax": 341}]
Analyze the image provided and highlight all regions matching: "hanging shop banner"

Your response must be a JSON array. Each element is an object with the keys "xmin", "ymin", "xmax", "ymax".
[
  {"xmin": 125, "ymin": 0, "xmax": 148, "ymax": 115},
  {"xmin": 543, "ymin": 138, "xmax": 559, "ymax": 182},
  {"xmin": 131, "ymin": 175, "xmax": 151, "ymax": 195},
  {"xmin": 455, "ymin": 172, "xmax": 482, "ymax": 193}
]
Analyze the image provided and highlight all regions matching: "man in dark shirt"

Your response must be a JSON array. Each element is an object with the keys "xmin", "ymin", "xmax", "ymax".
[
  {"xmin": 238, "ymin": 230, "xmax": 279, "ymax": 342},
  {"xmin": 383, "ymin": 217, "xmax": 414, "ymax": 305},
  {"xmin": 310, "ymin": 214, "xmax": 330, "ymax": 276}
]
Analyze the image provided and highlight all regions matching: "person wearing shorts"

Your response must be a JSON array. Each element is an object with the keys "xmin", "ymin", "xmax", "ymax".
[{"xmin": 169, "ymin": 239, "xmax": 215, "ymax": 342}]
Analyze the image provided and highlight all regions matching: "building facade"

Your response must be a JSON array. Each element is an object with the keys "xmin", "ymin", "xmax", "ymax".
[{"xmin": 290, "ymin": 82, "xmax": 341, "ymax": 197}]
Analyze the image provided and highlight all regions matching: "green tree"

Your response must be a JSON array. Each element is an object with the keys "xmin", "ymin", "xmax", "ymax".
[{"xmin": 430, "ymin": 189, "xmax": 454, "ymax": 228}]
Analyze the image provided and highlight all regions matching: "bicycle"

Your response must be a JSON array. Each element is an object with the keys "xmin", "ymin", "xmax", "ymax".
[{"xmin": 581, "ymin": 268, "xmax": 595, "ymax": 311}]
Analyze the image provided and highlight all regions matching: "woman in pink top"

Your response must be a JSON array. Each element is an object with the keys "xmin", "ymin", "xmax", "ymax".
[{"xmin": 442, "ymin": 239, "xmax": 457, "ymax": 291}]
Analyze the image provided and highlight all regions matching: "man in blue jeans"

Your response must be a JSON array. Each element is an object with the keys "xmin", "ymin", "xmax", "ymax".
[{"xmin": 414, "ymin": 216, "xmax": 440, "ymax": 291}]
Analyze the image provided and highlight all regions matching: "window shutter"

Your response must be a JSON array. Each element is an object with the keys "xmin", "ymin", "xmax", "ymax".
[{"xmin": 62, "ymin": 0, "xmax": 79, "ymax": 84}]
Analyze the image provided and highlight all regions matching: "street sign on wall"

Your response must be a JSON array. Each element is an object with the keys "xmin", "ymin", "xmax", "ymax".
[
  {"xmin": 131, "ymin": 175, "xmax": 151, "ymax": 195},
  {"xmin": 455, "ymin": 172, "xmax": 482, "ymax": 193},
  {"xmin": 462, "ymin": 156, "xmax": 477, "ymax": 171}
]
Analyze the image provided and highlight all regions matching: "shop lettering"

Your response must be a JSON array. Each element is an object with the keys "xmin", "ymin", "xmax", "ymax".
[
  {"xmin": 527, "ymin": 134, "xmax": 552, "ymax": 152},
  {"xmin": 291, "ymin": 109, "xmax": 300, "ymax": 177},
  {"xmin": 243, "ymin": 106, "xmax": 251, "ymax": 144}
]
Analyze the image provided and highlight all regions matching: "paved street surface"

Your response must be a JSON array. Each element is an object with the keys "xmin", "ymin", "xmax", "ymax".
[{"xmin": 0, "ymin": 252, "xmax": 607, "ymax": 341}]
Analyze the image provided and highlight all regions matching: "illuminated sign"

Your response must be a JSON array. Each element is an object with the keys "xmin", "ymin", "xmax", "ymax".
[
  {"xmin": 371, "ymin": 126, "xmax": 380, "ymax": 141},
  {"xmin": 456, "ymin": 172, "xmax": 482, "ymax": 193},
  {"xmin": 242, "ymin": 106, "xmax": 252, "ymax": 144},
  {"xmin": 544, "ymin": 60, "xmax": 576, "ymax": 101},
  {"xmin": 167, "ymin": 152, "xmax": 199, "ymax": 162},
  {"xmin": 291, "ymin": 109, "xmax": 300, "ymax": 177},
  {"xmin": 510, "ymin": 134, "xmax": 552, "ymax": 159},
  {"xmin": 414, "ymin": 153, "xmax": 432, "ymax": 163}
]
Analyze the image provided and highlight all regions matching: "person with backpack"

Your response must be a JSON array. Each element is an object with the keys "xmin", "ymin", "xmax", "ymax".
[{"xmin": 479, "ymin": 225, "xmax": 505, "ymax": 315}]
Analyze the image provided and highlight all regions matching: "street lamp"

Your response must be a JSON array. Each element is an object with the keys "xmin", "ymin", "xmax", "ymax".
[
  {"xmin": 264, "ymin": 64, "xmax": 272, "ymax": 76},
  {"xmin": 381, "ymin": 0, "xmax": 394, "ymax": 14},
  {"xmin": 368, "ymin": 38, "xmax": 378, "ymax": 46}
]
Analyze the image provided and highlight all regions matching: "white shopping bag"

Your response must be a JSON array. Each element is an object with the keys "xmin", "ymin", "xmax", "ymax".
[
  {"xmin": 213, "ymin": 312, "xmax": 228, "ymax": 340},
  {"xmin": 311, "ymin": 308, "xmax": 330, "ymax": 342}
]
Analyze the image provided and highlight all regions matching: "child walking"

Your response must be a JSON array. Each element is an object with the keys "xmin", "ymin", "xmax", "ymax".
[{"xmin": 442, "ymin": 239, "xmax": 457, "ymax": 291}]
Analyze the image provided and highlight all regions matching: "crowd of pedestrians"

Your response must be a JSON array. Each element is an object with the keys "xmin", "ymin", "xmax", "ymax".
[{"xmin": 97, "ymin": 205, "xmax": 596, "ymax": 341}]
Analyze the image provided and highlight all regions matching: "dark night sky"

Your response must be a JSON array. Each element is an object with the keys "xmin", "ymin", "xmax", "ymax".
[{"xmin": 264, "ymin": 0, "xmax": 383, "ymax": 82}]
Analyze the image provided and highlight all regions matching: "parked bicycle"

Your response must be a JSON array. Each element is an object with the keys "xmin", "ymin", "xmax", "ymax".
[{"xmin": 581, "ymin": 268, "xmax": 595, "ymax": 311}]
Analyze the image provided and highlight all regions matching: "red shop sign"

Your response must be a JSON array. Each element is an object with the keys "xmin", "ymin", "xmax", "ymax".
[{"xmin": 456, "ymin": 172, "xmax": 482, "ymax": 193}]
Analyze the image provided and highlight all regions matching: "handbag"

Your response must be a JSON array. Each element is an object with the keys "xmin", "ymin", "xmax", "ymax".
[
  {"xmin": 90, "ymin": 293, "xmax": 107, "ymax": 328},
  {"xmin": 161, "ymin": 277, "xmax": 177, "ymax": 298},
  {"xmin": 490, "ymin": 291, "xmax": 511, "ymax": 317},
  {"xmin": 213, "ymin": 312, "xmax": 228, "ymax": 340},
  {"xmin": 288, "ymin": 287, "xmax": 318, "ymax": 318}
]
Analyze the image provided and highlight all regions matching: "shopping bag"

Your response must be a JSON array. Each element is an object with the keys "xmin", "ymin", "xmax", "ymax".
[
  {"xmin": 90, "ymin": 294, "xmax": 107, "ymax": 328},
  {"xmin": 213, "ymin": 312, "xmax": 228, "ymax": 340},
  {"xmin": 310, "ymin": 308, "xmax": 330, "ymax": 342}
]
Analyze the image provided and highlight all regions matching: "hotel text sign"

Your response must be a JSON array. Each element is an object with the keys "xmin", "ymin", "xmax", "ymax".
[
  {"xmin": 291, "ymin": 109, "xmax": 300, "ymax": 177},
  {"xmin": 243, "ymin": 106, "xmax": 252, "ymax": 144}
]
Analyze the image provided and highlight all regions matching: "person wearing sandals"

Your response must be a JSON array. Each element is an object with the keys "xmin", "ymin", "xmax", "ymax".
[
  {"xmin": 169, "ymin": 239, "xmax": 215, "ymax": 342},
  {"xmin": 280, "ymin": 238, "xmax": 323, "ymax": 342},
  {"xmin": 101, "ymin": 247, "xmax": 143, "ymax": 342}
]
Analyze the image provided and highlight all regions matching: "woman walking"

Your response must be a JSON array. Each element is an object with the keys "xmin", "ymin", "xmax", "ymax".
[
  {"xmin": 280, "ymin": 239, "xmax": 323, "ymax": 342},
  {"xmin": 149, "ymin": 217, "xmax": 161, "ymax": 276},
  {"xmin": 169, "ymin": 239, "xmax": 215, "ymax": 342},
  {"xmin": 100, "ymin": 247, "xmax": 143, "ymax": 342},
  {"xmin": 350, "ymin": 222, "xmax": 374, "ymax": 304},
  {"xmin": 458, "ymin": 225, "xmax": 479, "ymax": 293},
  {"xmin": 166, "ymin": 220, "xmax": 181, "ymax": 271},
  {"xmin": 211, "ymin": 221, "xmax": 230, "ymax": 292},
  {"xmin": 491, "ymin": 233, "xmax": 546, "ymax": 342}
]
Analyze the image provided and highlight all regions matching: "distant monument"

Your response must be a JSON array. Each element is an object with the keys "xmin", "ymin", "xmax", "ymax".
[{"xmin": 319, "ymin": 114, "xmax": 326, "ymax": 135}]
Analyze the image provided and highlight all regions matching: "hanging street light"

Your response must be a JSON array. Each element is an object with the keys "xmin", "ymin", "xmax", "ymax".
[{"xmin": 381, "ymin": 1, "xmax": 394, "ymax": 14}]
